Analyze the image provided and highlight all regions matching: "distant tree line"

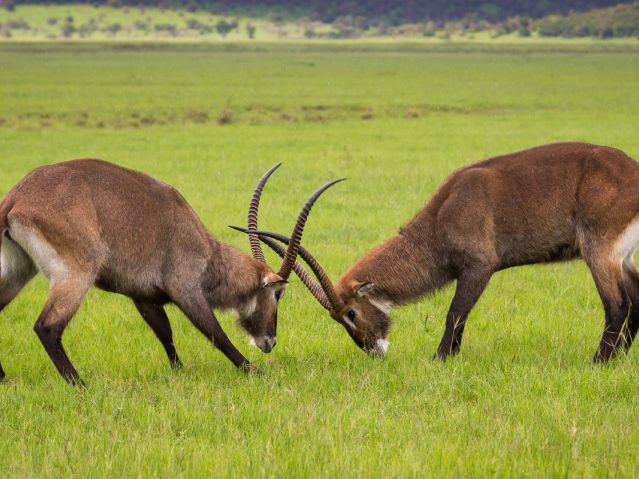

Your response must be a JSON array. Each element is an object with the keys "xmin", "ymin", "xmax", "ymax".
[
  {"xmin": 535, "ymin": 1, "xmax": 639, "ymax": 37},
  {"xmin": 10, "ymin": 0, "xmax": 638, "ymax": 24}
]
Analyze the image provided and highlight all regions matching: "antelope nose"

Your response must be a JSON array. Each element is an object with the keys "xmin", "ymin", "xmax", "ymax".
[
  {"xmin": 265, "ymin": 336, "xmax": 277, "ymax": 351},
  {"xmin": 256, "ymin": 335, "xmax": 277, "ymax": 353}
]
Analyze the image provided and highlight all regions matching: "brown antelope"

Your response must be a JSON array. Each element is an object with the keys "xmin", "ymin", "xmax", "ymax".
[
  {"xmin": 0, "ymin": 159, "xmax": 341, "ymax": 384},
  {"xmin": 236, "ymin": 142, "xmax": 639, "ymax": 363}
]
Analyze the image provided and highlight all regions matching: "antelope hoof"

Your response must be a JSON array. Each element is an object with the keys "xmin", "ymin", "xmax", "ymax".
[
  {"xmin": 240, "ymin": 362, "xmax": 264, "ymax": 376},
  {"xmin": 68, "ymin": 376, "xmax": 87, "ymax": 388},
  {"xmin": 433, "ymin": 351, "xmax": 449, "ymax": 362}
]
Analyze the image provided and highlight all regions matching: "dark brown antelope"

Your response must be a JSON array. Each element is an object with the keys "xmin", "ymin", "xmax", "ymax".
[
  {"xmin": 0, "ymin": 159, "xmax": 341, "ymax": 384},
  {"xmin": 236, "ymin": 142, "xmax": 639, "ymax": 363}
]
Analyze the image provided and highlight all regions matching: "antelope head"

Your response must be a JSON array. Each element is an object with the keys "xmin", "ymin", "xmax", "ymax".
[
  {"xmin": 332, "ymin": 279, "xmax": 392, "ymax": 356},
  {"xmin": 230, "ymin": 228, "xmax": 391, "ymax": 356},
  {"xmin": 236, "ymin": 164, "xmax": 344, "ymax": 353}
]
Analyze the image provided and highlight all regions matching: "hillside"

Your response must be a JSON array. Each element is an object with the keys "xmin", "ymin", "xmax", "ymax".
[
  {"xmin": 9, "ymin": 0, "xmax": 638, "ymax": 24},
  {"xmin": 536, "ymin": 1, "xmax": 639, "ymax": 37},
  {"xmin": 1, "ymin": 2, "xmax": 639, "ymax": 40}
]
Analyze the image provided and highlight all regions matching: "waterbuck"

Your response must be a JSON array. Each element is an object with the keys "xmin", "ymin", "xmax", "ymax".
[
  {"xmin": 236, "ymin": 142, "xmax": 639, "ymax": 363},
  {"xmin": 0, "ymin": 159, "xmax": 340, "ymax": 384}
]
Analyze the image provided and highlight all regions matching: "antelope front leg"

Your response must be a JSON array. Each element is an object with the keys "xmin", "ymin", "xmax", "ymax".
[
  {"xmin": 435, "ymin": 266, "xmax": 492, "ymax": 360},
  {"xmin": 172, "ymin": 292, "xmax": 250, "ymax": 371},
  {"xmin": 134, "ymin": 299, "xmax": 182, "ymax": 369}
]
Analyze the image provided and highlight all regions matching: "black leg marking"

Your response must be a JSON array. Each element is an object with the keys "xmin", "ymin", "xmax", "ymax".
[
  {"xmin": 33, "ymin": 279, "xmax": 90, "ymax": 385},
  {"xmin": 586, "ymin": 258, "xmax": 629, "ymax": 364},
  {"xmin": 435, "ymin": 266, "xmax": 493, "ymax": 360},
  {"xmin": 592, "ymin": 292, "xmax": 630, "ymax": 364},
  {"xmin": 172, "ymin": 291, "xmax": 250, "ymax": 370},
  {"xmin": 134, "ymin": 299, "xmax": 182, "ymax": 369}
]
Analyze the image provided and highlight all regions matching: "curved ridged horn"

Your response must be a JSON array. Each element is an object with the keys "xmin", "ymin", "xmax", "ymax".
[
  {"xmin": 248, "ymin": 163, "xmax": 282, "ymax": 263},
  {"xmin": 249, "ymin": 233, "xmax": 333, "ymax": 310},
  {"xmin": 277, "ymin": 178, "xmax": 345, "ymax": 281},
  {"xmin": 229, "ymin": 226, "xmax": 344, "ymax": 313}
]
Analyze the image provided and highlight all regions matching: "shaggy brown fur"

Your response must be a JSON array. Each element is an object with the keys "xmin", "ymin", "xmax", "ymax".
[
  {"xmin": 0, "ymin": 159, "xmax": 289, "ymax": 384},
  {"xmin": 256, "ymin": 142, "xmax": 639, "ymax": 362}
]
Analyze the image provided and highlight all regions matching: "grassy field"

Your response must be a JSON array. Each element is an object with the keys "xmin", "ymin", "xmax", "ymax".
[{"xmin": 1, "ymin": 41, "xmax": 639, "ymax": 477}]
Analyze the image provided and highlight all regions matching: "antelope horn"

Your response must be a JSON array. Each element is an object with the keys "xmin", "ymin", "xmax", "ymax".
[
  {"xmin": 248, "ymin": 233, "xmax": 333, "ymax": 310},
  {"xmin": 248, "ymin": 163, "xmax": 282, "ymax": 263},
  {"xmin": 229, "ymin": 226, "xmax": 344, "ymax": 313},
  {"xmin": 277, "ymin": 178, "xmax": 345, "ymax": 281}
]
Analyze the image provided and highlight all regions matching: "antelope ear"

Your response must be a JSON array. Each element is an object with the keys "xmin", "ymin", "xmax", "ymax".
[
  {"xmin": 262, "ymin": 273, "xmax": 287, "ymax": 288},
  {"xmin": 352, "ymin": 281, "xmax": 374, "ymax": 297}
]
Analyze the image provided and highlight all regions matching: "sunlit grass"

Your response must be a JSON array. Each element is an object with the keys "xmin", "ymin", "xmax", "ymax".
[{"xmin": 0, "ymin": 42, "xmax": 639, "ymax": 477}]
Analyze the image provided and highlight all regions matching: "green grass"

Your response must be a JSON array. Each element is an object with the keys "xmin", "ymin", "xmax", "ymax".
[{"xmin": 1, "ymin": 41, "xmax": 639, "ymax": 477}]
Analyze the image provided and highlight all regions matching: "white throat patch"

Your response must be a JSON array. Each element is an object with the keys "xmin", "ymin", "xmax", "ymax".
[{"xmin": 376, "ymin": 338, "xmax": 389, "ymax": 354}]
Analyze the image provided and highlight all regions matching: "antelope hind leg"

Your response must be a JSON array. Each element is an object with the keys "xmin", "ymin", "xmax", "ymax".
[
  {"xmin": 586, "ymin": 255, "xmax": 630, "ymax": 364},
  {"xmin": 34, "ymin": 276, "xmax": 92, "ymax": 385},
  {"xmin": 0, "ymin": 234, "xmax": 37, "ymax": 382}
]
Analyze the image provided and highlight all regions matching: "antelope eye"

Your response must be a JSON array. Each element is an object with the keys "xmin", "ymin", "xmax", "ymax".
[
  {"xmin": 274, "ymin": 290, "xmax": 283, "ymax": 301},
  {"xmin": 347, "ymin": 310, "xmax": 356, "ymax": 321}
]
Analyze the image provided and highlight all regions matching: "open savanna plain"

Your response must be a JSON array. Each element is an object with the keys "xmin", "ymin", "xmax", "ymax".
[{"xmin": 1, "ymin": 41, "xmax": 639, "ymax": 477}]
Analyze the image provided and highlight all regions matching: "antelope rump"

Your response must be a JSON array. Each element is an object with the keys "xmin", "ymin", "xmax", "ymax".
[
  {"xmin": 242, "ymin": 142, "xmax": 639, "ymax": 363},
  {"xmin": 0, "ymin": 160, "xmax": 340, "ymax": 384}
]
